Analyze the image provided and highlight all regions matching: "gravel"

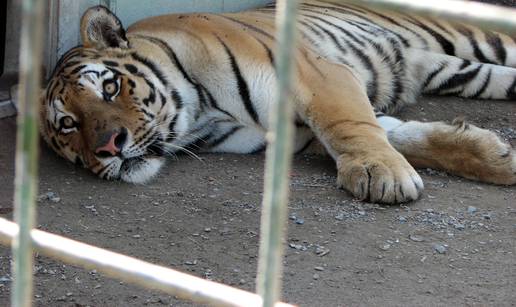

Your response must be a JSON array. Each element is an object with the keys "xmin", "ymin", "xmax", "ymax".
[
  {"xmin": 433, "ymin": 244, "xmax": 447, "ymax": 254},
  {"xmin": 467, "ymin": 206, "xmax": 478, "ymax": 214}
]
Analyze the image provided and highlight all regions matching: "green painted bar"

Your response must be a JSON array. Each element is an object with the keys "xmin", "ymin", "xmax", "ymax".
[
  {"xmin": 256, "ymin": 1, "xmax": 300, "ymax": 306},
  {"xmin": 11, "ymin": 0, "xmax": 45, "ymax": 306}
]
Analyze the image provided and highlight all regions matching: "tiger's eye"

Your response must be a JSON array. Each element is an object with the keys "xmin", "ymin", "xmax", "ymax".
[
  {"xmin": 62, "ymin": 116, "xmax": 75, "ymax": 128},
  {"xmin": 103, "ymin": 79, "xmax": 118, "ymax": 95}
]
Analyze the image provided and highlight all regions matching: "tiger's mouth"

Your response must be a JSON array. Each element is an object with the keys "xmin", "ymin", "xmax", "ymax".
[{"xmin": 114, "ymin": 140, "xmax": 167, "ymax": 183}]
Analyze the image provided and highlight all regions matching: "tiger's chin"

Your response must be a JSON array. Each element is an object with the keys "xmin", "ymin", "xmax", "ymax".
[{"xmin": 118, "ymin": 156, "xmax": 165, "ymax": 184}]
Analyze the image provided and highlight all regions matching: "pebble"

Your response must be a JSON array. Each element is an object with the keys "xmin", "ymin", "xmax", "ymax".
[
  {"xmin": 315, "ymin": 246, "xmax": 330, "ymax": 256},
  {"xmin": 467, "ymin": 206, "xmax": 477, "ymax": 214},
  {"xmin": 454, "ymin": 223, "xmax": 465, "ymax": 230},
  {"xmin": 295, "ymin": 218, "xmax": 305, "ymax": 225},
  {"xmin": 409, "ymin": 234, "xmax": 425, "ymax": 242},
  {"xmin": 433, "ymin": 244, "xmax": 447, "ymax": 254},
  {"xmin": 314, "ymin": 266, "xmax": 325, "ymax": 271},
  {"xmin": 483, "ymin": 213, "xmax": 492, "ymax": 220},
  {"xmin": 39, "ymin": 192, "xmax": 61, "ymax": 203},
  {"xmin": 334, "ymin": 213, "xmax": 345, "ymax": 221},
  {"xmin": 398, "ymin": 216, "xmax": 407, "ymax": 223},
  {"xmin": 0, "ymin": 276, "xmax": 10, "ymax": 283},
  {"xmin": 380, "ymin": 243, "xmax": 391, "ymax": 251},
  {"xmin": 289, "ymin": 243, "xmax": 307, "ymax": 251},
  {"xmin": 313, "ymin": 273, "xmax": 320, "ymax": 280}
]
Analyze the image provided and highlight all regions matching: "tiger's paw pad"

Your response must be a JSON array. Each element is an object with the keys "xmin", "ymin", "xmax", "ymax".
[{"xmin": 336, "ymin": 153, "xmax": 424, "ymax": 204}]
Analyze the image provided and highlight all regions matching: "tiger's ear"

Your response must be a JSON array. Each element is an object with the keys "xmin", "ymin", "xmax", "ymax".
[{"xmin": 80, "ymin": 6, "xmax": 128, "ymax": 49}]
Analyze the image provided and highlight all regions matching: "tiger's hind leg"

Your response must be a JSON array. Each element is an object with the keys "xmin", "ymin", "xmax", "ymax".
[
  {"xmin": 412, "ymin": 50, "xmax": 516, "ymax": 100},
  {"xmin": 377, "ymin": 113, "xmax": 516, "ymax": 185}
]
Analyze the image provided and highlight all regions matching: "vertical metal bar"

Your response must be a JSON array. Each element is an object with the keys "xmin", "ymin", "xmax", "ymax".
[
  {"xmin": 11, "ymin": 0, "xmax": 45, "ymax": 306},
  {"xmin": 256, "ymin": 0, "xmax": 300, "ymax": 306}
]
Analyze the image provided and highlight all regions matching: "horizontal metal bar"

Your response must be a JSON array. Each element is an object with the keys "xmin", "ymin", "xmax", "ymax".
[
  {"xmin": 340, "ymin": 0, "xmax": 516, "ymax": 34},
  {"xmin": 0, "ymin": 218, "xmax": 295, "ymax": 307}
]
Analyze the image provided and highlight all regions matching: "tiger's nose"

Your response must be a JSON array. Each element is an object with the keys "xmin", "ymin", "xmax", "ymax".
[{"xmin": 95, "ymin": 128, "xmax": 128, "ymax": 158}]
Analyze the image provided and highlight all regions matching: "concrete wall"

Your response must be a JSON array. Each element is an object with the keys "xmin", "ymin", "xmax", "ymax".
[
  {"xmin": 54, "ymin": 0, "xmax": 272, "ymax": 64},
  {"xmin": 112, "ymin": 0, "xmax": 272, "ymax": 28},
  {"xmin": 2, "ymin": 0, "xmax": 272, "ymax": 76}
]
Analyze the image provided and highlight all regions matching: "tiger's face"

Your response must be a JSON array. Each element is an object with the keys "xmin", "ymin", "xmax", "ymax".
[
  {"xmin": 40, "ymin": 6, "xmax": 188, "ymax": 183},
  {"xmin": 40, "ymin": 48, "xmax": 178, "ymax": 183}
]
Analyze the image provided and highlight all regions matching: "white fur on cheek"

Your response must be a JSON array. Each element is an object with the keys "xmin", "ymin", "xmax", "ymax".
[{"xmin": 120, "ymin": 157, "xmax": 164, "ymax": 184}]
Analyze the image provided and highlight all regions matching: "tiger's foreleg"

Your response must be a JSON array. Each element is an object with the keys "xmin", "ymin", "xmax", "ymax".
[
  {"xmin": 295, "ymin": 52, "xmax": 423, "ymax": 204},
  {"xmin": 377, "ymin": 113, "xmax": 516, "ymax": 185}
]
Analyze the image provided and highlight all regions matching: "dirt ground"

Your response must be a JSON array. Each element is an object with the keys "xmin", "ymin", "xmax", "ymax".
[{"xmin": 0, "ymin": 93, "xmax": 514, "ymax": 306}]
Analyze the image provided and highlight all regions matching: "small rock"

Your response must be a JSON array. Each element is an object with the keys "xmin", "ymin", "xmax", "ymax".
[
  {"xmin": 132, "ymin": 235, "xmax": 141, "ymax": 239},
  {"xmin": 467, "ymin": 206, "xmax": 477, "ymax": 214},
  {"xmin": 409, "ymin": 234, "xmax": 425, "ymax": 242},
  {"xmin": 39, "ymin": 192, "xmax": 61, "ymax": 203},
  {"xmin": 204, "ymin": 228, "xmax": 212, "ymax": 233},
  {"xmin": 398, "ymin": 216, "xmax": 407, "ymax": 223},
  {"xmin": 483, "ymin": 213, "xmax": 492, "ymax": 220},
  {"xmin": 289, "ymin": 243, "xmax": 307, "ymax": 251},
  {"xmin": 295, "ymin": 218, "xmax": 305, "ymax": 225},
  {"xmin": 315, "ymin": 247, "xmax": 330, "ymax": 256},
  {"xmin": 380, "ymin": 243, "xmax": 391, "ymax": 251},
  {"xmin": 433, "ymin": 244, "xmax": 447, "ymax": 254},
  {"xmin": 454, "ymin": 223, "xmax": 465, "ymax": 230},
  {"xmin": 314, "ymin": 266, "xmax": 325, "ymax": 271},
  {"xmin": 0, "ymin": 276, "xmax": 11, "ymax": 283},
  {"xmin": 334, "ymin": 213, "xmax": 345, "ymax": 221},
  {"xmin": 313, "ymin": 273, "xmax": 320, "ymax": 280}
]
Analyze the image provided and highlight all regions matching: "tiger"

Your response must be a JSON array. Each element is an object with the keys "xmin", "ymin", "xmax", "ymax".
[{"xmin": 40, "ymin": 1, "xmax": 516, "ymax": 204}]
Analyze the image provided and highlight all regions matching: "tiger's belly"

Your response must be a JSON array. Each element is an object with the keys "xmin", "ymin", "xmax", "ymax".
[{"xmin": 204, "ymin": 123, "xmax": 317, "ymax": 154}]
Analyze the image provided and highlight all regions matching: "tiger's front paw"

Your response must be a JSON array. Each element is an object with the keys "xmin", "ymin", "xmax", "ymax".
[{"xmin": 336, "ymin": 151, "xmax": 424, "ymax": 204}]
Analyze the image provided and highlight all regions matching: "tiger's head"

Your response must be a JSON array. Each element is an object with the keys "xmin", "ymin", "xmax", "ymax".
[{"xmin": 40, "ymin": 6, "xmax": 192, "ymax": 183}]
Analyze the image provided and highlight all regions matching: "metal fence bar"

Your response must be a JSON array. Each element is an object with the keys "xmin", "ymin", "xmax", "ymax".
[
  {"xmin": 11, "ymin": 0, "xmax": 45, "ymax": 306},
  {"xmin": 341, "ymin": 0, "xmax": 516, "ymax": 34},
  {"xmin": 0, "ymin": 218, "xmax": 295, "ymax": 307},
  {"xmin": 256, "ymin": 1, "xmax": 300, "ymax": 306}
]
